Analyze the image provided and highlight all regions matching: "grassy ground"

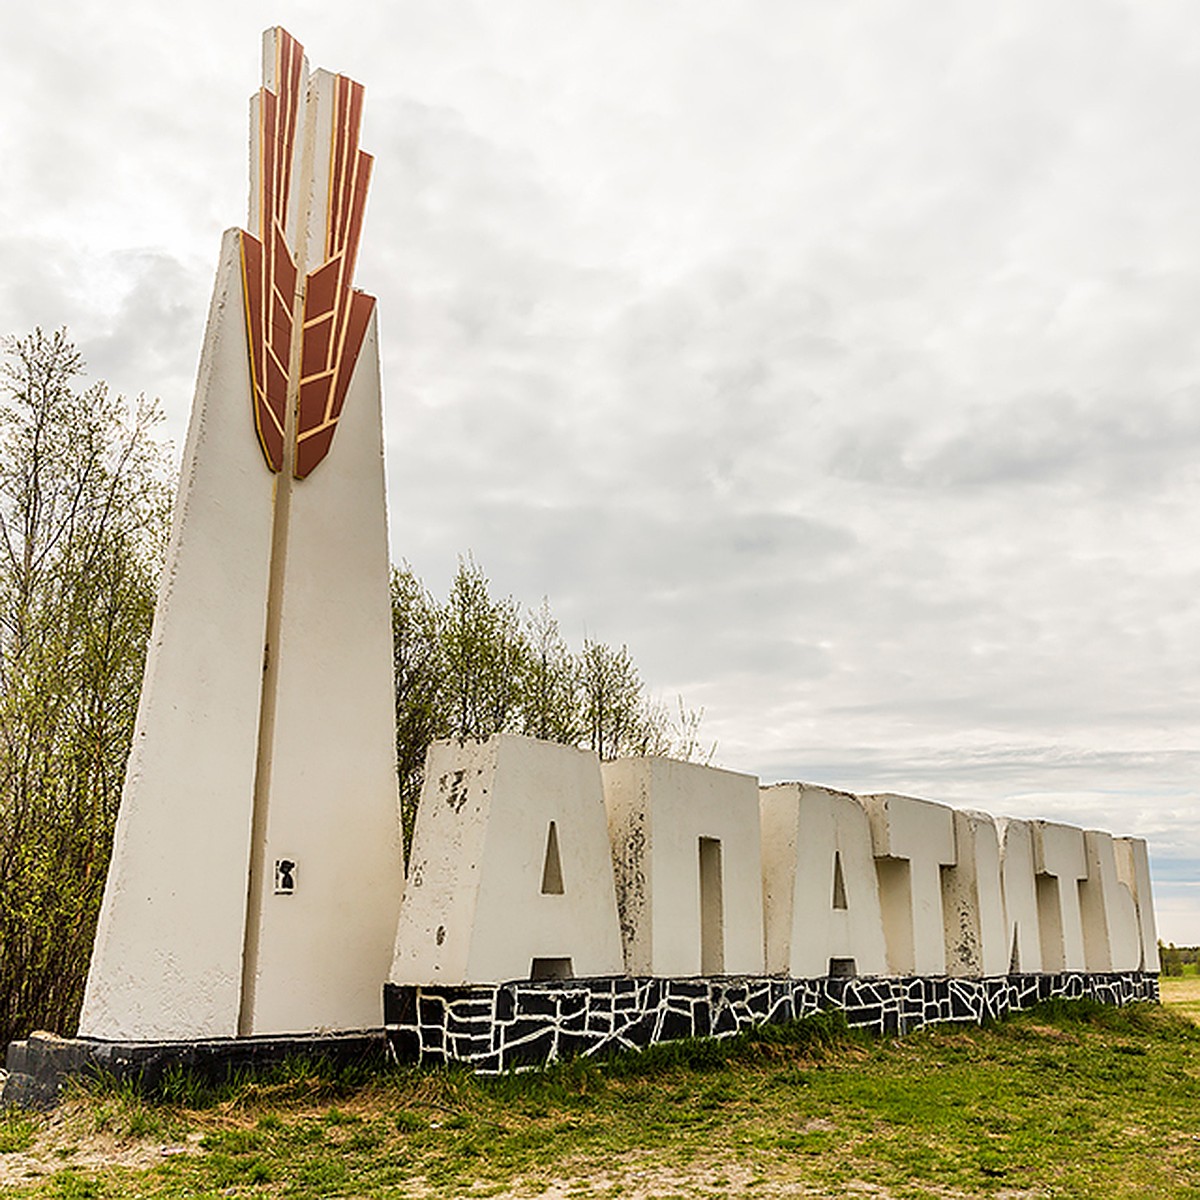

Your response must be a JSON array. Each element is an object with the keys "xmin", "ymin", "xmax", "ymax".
[
  {"xmin": 1160, "ymin": 974, "xmax": 1200, "ymax": 1024},
  {"xmin": 3, "ymin": 995, "xmax": 1200, "ymax": 1199}
]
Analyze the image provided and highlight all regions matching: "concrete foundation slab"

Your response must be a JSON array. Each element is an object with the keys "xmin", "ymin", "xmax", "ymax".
[{"xmin": 2, "ymin": 1029, "xmax": 386, "ymax": 1109}]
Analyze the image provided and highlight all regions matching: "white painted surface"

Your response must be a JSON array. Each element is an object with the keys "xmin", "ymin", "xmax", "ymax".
[
  {"xmin": 249, "ymin": 34, "xmax": 310, "ymax": 243},
  {"xmin": 1115, "ymin": 837, "xmax": 1160, "ymax": 972},
  {"xmin": 603, "ymin": 757, "xmax": 765, "ymax": 977},
  {"xmin": 240, "ymin": 315, "xmax": 404, "ymax": 1034},
  {"xmin": 861, "ymin": 793, "xmax": 957, "ymax": 976},
  {"xmin": 1033, "ymin": 821, "xmax": 1089, "ymax": 972},
  {"xmin": 299, "ymin": 69, "xmax": 336, "ymax": 271},
  {"xmin": 942, "ymin": 810, "xmax": 1008, "ymax": 977},
  {"xmin": 83, "ymin": 31, "xmax": 405, "ymax": 1040},
  {"xmin": 760, "ymin": 784, "xmax": 887, "ymax": 978},
  {"xmin": 998, "ymin": 819, "xmax": 1043, "ymax": 973},
  {"xmin": 390, "ymin": 735, "xmax": 625, "ymax": 985},
  {"xmin": 1079, "ymin": 830, "xmax": 1141, "ymax": 973},
  {"xmin": 79, "ymin": 232, "xmax": 274, "ymax": 1040}
]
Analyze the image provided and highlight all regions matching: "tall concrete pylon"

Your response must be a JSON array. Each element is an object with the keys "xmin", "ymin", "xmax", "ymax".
[{"xmin": 79, "ymin": 29, "xmax": 403, "ymax": 1041}]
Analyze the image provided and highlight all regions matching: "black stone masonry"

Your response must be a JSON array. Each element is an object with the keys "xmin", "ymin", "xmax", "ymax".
[{"xmin": 384, "ymin": 970, "xmax": 1159, "ymax": 1074}]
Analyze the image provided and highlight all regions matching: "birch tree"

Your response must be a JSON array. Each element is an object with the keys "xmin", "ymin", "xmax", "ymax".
[{"xmin": 0, "ymin": 328, "xmax": 167, "ymax": 1044}]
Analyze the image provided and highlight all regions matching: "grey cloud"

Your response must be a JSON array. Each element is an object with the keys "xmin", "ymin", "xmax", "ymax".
[
  {"xmin": 754, "ymin": 743, "xmax": 1200, "ymax": 830},
  {"xmin": 828, "ymin": 386, "xmax": 1200, "ymax": 493},
  {"xmin": 78, "ymin": 248, "xmax": 211, "ymax": 445},
  {"xmin": 937, "ymin": 389, "xmax": 1200, "ymax": 491},
  {"xmin": 391, "ymin": 481, "xmax": 856, "ymax": 685},
  {"xmin": 0, "ymin": 235, "xmax": 87, "ymax": 337},
  {"xmin": 5, "ymin": 1, "xmax": 1199, "ymax": 933},
  {"xmin": 0, "ymin": 239, "xmax": 205, "ymax": 451}
]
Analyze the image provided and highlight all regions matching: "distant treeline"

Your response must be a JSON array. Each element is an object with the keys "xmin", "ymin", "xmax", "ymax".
[
  {"xmin": 1158, "ymin": 944, "xmax": 1199, "ymax": 976},
  {"xmin": 0, "ymin": 329, "xmax": 708, "ymax": 1046}
]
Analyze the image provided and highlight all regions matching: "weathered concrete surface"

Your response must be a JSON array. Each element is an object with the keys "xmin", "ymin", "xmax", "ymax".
[
  {"xmin": 2, "ymin": 1030, "xmax": 385, "ymax": 1109},
  {"xmin": 1033, "ymin": 821, "xmax": 1089, "ymax": 972},
  {"xmin": 998, "ymin": 818, "xmax": 1043, "ymax": 973},
  {"xmin": 942, "ymin": 810, "xmax": 1008, "ymax": 977},
  {"xmin": 1080, "ymin": 830, "xmax": 1141, "ymax": 973},
  {"xmin": 603, "ymin": 757, "xmax": 765, "ymax": 977},
  {"xmin": 1116, "ymin": 836, "xmax": 1161, "ymax": 972},
  {"xmin": 79, "ymin": 232, "xmax": 272, "ymax": 1041},
  {"xmin": 240, "ymin": 310, "xmax": 403, "ymax": 1035},
  {"xmin": 81, "ymin": 30, "xmax": 401, "ymax": 1041},
  {"xmin": 760, "ymin": 783, "xmax": 887, "ymax": 978},
  {"xmin": 861, "ymin": 793, "xmax": 957, "ymax": 976},
  {"xmin": 391, "ymin": 735, "xmax": 625, "ymax": 986}
]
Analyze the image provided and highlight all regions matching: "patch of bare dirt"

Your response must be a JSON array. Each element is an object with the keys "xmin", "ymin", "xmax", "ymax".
[
  {"xmin": 486, "ymin": 1173, "xmax": 1051, "ymax": 1199},
  {"xmin": 0, "ymin": 1102, "xmax": 201, "ymax": 1188}
]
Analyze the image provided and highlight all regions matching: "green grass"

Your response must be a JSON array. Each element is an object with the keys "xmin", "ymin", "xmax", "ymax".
[
  {"xmin": 0, "ymin": 1109, "xmax": 38, "ymax": 1154},
  {"xmin": 4, "ymin": 999, "xmax": 1200, "ymax": 1198},
  {"xmin": 1161, "ymin": 974, "xmax": 1200, "ymax": 1024}
]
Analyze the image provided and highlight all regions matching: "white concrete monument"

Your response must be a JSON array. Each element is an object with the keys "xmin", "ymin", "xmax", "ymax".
[
  {"xmin": 37, "ymin": 27, "xmax": 1162, "ymax": 1090},
  {"xmin": 79, "ymin": 29, "xmax": 402, "ymax": 1041}
]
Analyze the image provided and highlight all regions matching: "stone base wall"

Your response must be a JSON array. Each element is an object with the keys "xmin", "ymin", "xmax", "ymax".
[
  {"xmin": 0, "ymin": 971, "xmax": 1159, "ymax": 1107},
  {"xmin": 384, "ymin": 971, "xmax": 1159, "ymax": 1074},
  {"xmin": 1, "ymin": 1029, "xmax": 387, "ymax": 1109}
]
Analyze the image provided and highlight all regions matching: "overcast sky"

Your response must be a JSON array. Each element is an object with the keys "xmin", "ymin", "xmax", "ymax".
[{"xmin": 3, "ymin": 0, "xmax": 1197, "ymax": 941}]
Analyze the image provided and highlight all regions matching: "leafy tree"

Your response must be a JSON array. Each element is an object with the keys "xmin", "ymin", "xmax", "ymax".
[
  {"xmin": 392, "ymin": 556, "xmax": 713, "ymax": 858},
  {"xmin": 441, "ymin": 554, "xmax": 527, "ymax": 741},
  {"xmin": 0, "ymin": 328, "xmax": 167, "ymax": 1045},
  {"xmin": 518, "ymin": 598, "xmax": 580, "ymax": 745},
  {"xmin": 1159, "ymin": 942, "xmax": 1198, "ymax": 977},
  {"xmin": 580, "ymin": 638, "xmax": 646, "ymax": 761},
  {"xmin": 391, "ymin": 563, "xmax": 445, "ymax": 854}
]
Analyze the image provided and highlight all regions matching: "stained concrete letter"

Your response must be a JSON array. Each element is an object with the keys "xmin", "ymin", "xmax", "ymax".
[
  {"xmin": 998, "ymin": 819, "xmax": 1042, "ymax": 973},
  {"xmin": 390, "ymin": 735, "xmax": 624, "ymax": 985},
  {"xmin": 1114, "ymin": 836, "xmax": 1160, "ymax": 972},
  {"xmin": 1079, "ymin": 830, "xmax": 1141, "ymax": 972},
  {"xmin": 603, "ymin": 758, "xmax": 765, "ymax": 977},
  {"xmin": 861, "ymin": 794, "xmax": 956, "ymax": 976},
  {"xmin": 942, "ymin": 810, "xmax": 1008, "ymax": 977}
]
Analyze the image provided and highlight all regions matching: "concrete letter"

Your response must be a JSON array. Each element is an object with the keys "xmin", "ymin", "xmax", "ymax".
[
  {"xmin": 1033, "ymin": 821, "xmax": 1088, "ymax": 972},
  {"xmin": 942, "ymin": 810, "xmax": 1008, "ymax": 977},
  {"xmin": 1114, "ymin": 836, "xmax": 1161, "ymax": 972},
  {"xmin": 761, "ymin": 784, "xmax": 887, "ymax": 978},
  {"xmin": 390, "ymin": 735, "xmax": 625, "ymax": 985},
  {"xmin": 603, "ymin": 758, "xmax": 765, "ymax": 976},
  {"xmin": 998, "ymin": 819, "xmax": 1042, "ymax": 973},
  {"xmin": 861, "ymin": 794, "xmax": 956, "ymax": 976},
  {"xmin": 1079, "ymin": 830, "xmax": 1141, "ymax": 972}
]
